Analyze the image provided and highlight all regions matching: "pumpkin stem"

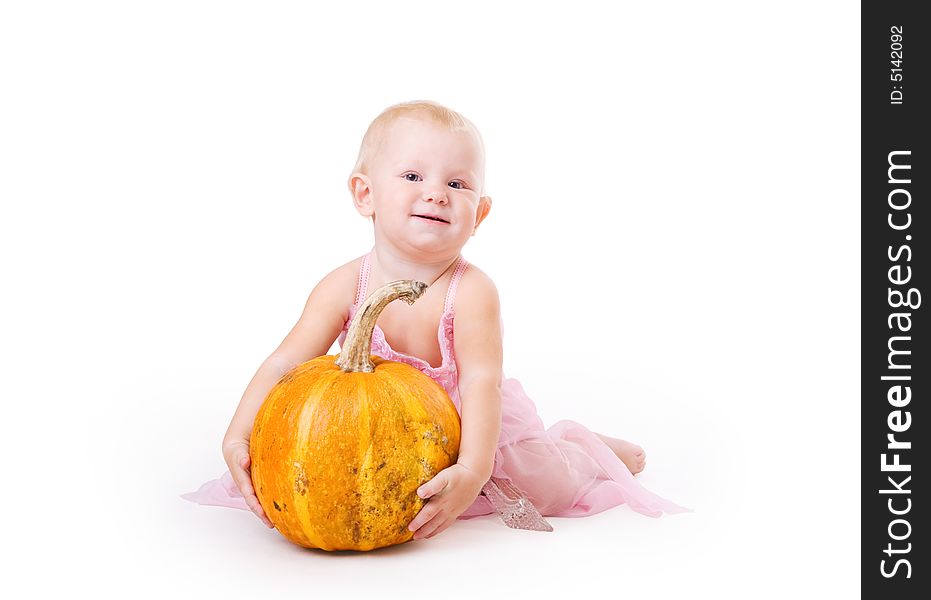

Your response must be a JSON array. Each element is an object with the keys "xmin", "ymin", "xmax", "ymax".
[{"xmin": 336, "ymin": 280, "xmax": 428, "ymax": 373}]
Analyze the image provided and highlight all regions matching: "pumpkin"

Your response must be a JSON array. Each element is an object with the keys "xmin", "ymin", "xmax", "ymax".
[{"xmin": 249, "ymin": 280, "xmax": 461, "ymax": 551}]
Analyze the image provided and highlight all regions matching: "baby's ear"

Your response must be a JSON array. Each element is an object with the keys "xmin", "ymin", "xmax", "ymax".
[
  {"xmin": 349, "ymin": 172, "xmax": 375, "ymax": 218},
  {"xmin": 472, "ymin": 196, "xmax": 492, "ymax": 235}
]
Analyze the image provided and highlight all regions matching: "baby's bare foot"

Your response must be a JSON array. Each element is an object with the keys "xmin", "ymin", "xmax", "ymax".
[{"xmin": 596, "ymin": 434, "xmax": 646, "ymax": 475}]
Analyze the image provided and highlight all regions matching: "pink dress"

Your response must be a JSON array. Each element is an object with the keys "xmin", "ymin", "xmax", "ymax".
[{"xmin": 183, "ymin": 252, "xmax": 687, "ymax": 521}]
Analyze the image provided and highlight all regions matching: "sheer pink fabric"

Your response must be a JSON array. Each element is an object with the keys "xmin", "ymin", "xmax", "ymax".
[{"xmin": 183, "ymin": 252, "xmax": 688, "ymax": 519}]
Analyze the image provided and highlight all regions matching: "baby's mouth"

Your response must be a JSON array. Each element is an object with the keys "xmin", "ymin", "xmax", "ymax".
[{"xmin": 412, "ymin": 214, "xmax": 450, "ymax": 224}]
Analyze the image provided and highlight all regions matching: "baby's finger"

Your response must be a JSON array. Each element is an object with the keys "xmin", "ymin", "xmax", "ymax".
[
  {"xmin": 251, "ymin": 499, "xmax": 275, "ymax": 528},
  {"xmin": 255, "ymin": 506, "xmax": 274, "ymax": 528},
  {"xmin": 229, "ymin": 463, "xmax": 273, "ymax": 528},
  {"xmin": 413, "ymin": 513, "xmax": 446, "ymax": 540},
  {"xmin": 408, "ymin": 502, "xmax": 441, "ymax": 535},
  {"xmin": 243, "ymin": 492, "xmax": 274, "ymax": 528},
  {"xmin": 422, "ymin": 519, "xmax": 453, "ymax": 540},
  {"xmin": 416, "ymin": 473, "xmax": 448, "ymax": 500},
  {"xmin": 229, "ymin": 464, "xmax": 256, "ymax": 499}
]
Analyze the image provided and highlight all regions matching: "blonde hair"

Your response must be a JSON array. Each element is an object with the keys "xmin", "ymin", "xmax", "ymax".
[{"xmin": 350, "ymin": 100, "xmax": 485, "ymax": 194}]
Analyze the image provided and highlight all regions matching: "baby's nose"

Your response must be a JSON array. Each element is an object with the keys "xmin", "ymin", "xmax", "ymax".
[{"xmin": 424, "ymin": 189, "xmax": 449, "ymax": 204}]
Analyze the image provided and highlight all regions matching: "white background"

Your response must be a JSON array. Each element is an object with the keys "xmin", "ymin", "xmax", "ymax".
[{"xmin": 1, "ymin": 1, "xmax": 859, "ymax": 598}]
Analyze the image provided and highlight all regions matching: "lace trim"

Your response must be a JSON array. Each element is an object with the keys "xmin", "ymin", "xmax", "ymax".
[
  {"xmin": 355, "ymin": 252, "xmax": 372, "ymax": 305},
  {"xmin": 443, "ymin": 257, "xmax": 469, "ymax": 313}
]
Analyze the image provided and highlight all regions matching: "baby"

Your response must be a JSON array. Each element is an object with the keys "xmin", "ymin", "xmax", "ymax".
[{"xmin": 183, "ymin": 100, "xmax": 686, "ymax": 539}]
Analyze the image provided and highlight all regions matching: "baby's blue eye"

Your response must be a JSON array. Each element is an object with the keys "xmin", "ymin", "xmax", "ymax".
[
  {"xmin": 404, "ymin": 173, "xmax": 421, "ymax": 182},
  {"xmin": 449, "ymin": 181, "xmax": 464, "ymax": 190}
]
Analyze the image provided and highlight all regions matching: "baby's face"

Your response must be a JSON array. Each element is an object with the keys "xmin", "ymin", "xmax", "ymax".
[{"xmin": 352, "ymin": 117, "xmax": 490, "ymax": 259}]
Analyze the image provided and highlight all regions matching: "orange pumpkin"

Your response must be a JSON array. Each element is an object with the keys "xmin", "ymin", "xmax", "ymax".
[{"xmin": 250, "ymin": 280, "xmax": 461, "ymax": 551}]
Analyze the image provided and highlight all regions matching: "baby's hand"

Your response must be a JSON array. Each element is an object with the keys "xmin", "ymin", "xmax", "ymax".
[
  {"xmin": 407, "ymin": 463, "xmax": 486, "ymax": 540},
  {"xmin": 223, "ymin": 440, "xmax": 275, "ymax": 528}
]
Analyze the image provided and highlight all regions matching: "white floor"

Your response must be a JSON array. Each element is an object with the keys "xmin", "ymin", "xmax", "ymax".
[{"xmin": 16, "ymin": 351, "xmax": 858, "ymax": 599}]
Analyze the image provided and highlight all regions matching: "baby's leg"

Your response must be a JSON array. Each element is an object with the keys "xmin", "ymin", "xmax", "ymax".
[{"xmin": 595, "ymin": 433, "xmax": 646, "ymax": 475}]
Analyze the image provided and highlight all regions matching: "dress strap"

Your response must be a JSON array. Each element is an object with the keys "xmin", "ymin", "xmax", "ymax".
[
  {"xmin": 358, "ymin": 251, "xmax": 466, "ymax": 311},
  {"xmin": 443, "ymin": 256, "xmax": 470, "ymax": 313},
  {"xmin": 354, "ymin": 251, "xmax": 373, "ymax": 306}
]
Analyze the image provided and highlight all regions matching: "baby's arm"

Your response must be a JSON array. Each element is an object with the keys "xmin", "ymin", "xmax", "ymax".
[
  {"xmin": 453, "ymin": 271, "xmax": 503, "ymax": 482},
  {"xmin": 407, "ymin": 270, "xmax": 502, "ymax": 539},
  {"xmin": 221, "ymin": 261, "xmax": 357, "ymax": 526}
]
